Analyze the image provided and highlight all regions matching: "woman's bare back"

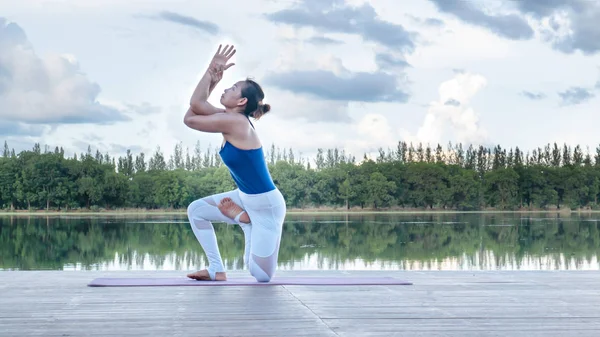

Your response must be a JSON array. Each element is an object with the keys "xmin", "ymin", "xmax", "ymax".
[{"xmin": 220, "ymin": 111, "xmax": 262, "ymax": 150}]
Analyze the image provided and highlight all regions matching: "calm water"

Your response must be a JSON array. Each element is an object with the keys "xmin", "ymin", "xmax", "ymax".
[{"xmin": 0, "ymin": 213, "xmax": 599, "ymax": 272}]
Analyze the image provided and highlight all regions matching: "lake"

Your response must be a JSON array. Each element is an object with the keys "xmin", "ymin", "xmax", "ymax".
[{"xmin": 0, "ymin": 212, "xmax": 598, "ymax": 272}]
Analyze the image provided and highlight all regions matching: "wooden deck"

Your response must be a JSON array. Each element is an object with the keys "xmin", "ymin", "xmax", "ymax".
[{"xmin": 1, "ymin": 270, "xmax": 599, "ymax": 336}]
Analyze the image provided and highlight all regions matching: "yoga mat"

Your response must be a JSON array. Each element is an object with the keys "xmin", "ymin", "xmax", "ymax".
[{"xmin": 88, "ymin": 276, "xmax": 412, "ymax": 287}]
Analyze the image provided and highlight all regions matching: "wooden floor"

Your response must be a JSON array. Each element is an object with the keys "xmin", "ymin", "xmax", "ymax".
[{"xmin": 1, "ymin": 270, "xmax": 599, "ymax": 336}]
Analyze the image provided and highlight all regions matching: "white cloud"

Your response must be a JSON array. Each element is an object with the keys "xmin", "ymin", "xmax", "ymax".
[
  {"xmin": 0, "ymin": 18, "xmax": 127, "ymax": 126},
  {"xmin": 352, "ymin": 113, "xmax": 397, "ymax": 153},
  {"xmin": 403, "ymin": 72, "xmax": 488, "ymax": 147},
  {"xmin": 439, "ymin": 71, "xmax": 487, "ymax": 104},
  {"xmin": 407, "ymin": 18, "xmax": 515, "ymax": 70}
]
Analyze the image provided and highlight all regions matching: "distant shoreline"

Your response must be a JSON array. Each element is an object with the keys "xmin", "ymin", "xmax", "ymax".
[{"xmin": 0, "ymin": 207, "xmax": 596, "ymax": 216}]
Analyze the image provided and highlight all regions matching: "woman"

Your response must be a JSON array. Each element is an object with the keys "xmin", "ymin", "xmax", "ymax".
[{"xmin": 183, "ymin": 45, "xmax": 286, "ymax": 283}]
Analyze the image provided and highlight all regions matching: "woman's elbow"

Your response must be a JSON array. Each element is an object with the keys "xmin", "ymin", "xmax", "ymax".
[
  {"xmin": 190, "ymin": 101, "xmax": 205, "ymax": 115},
  {"xmin": 183, "ymin": 110, "xmax": 191, "ymax": 126},
  {"xmin": 183, "ymin": 116, "xmax": 196, "ymax": 128}
]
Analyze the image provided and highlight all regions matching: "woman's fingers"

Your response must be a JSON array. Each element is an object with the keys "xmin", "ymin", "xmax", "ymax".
[
  {"xmin": 218, "ymin": 44, "xmax": 236, "ymax": 59},
  {"xmin": 225, "ymin": 46, "xmax": 236, "ymax": 59}
]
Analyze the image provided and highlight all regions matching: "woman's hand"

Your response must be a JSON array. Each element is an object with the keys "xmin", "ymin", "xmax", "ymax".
[
  {"xmin": 209, "ymin": 64, "xmax": 224, "ymax": 82},
  {"xmin": 207, "ymin": 45, "xmax": 235, "ymax": 89},
  {"xmin": 209, "ymin": 44, "xmax": 236, "ymax": 74},
  {"xmin": 188, "ymin": 44, "xmax": 236, "ymax": 115}
]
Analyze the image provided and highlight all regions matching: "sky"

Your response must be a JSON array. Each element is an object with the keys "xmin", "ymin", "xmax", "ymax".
[{"xmin": 1, "ymin": 0, "xmax": 600, "ymax": 163}]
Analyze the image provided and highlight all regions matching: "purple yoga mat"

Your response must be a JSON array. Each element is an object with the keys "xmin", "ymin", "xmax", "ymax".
[{"xmin": 87, "ymin": 276, "xmax": 412, "ymax": 287}]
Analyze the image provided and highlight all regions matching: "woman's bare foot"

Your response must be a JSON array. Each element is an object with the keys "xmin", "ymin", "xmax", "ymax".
[
  {"xmin": 186, "ymin": 269, "xmax": 227, "ymax": 281},
  {"xmin": 218, "ymin": 197, "xmax": 250, "ymax": 223}
]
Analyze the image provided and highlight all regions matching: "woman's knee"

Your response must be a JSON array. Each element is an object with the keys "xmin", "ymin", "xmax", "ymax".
[
  {"xmin": 249, "ymin": 254, "xmax": 277, "ymax": 282},
  {"xmin": 250, "ymin": 263, "xmax": 273, "ymax": 282},
  {"xmin": 187, "ymin": 199, "xmax": 213, "ymax": 228},
  {"xmin": 187, "ymin": 199, "xmax": 203, "ymax": 217},
  {"xmin": 254, "ymin": 274, "xmax": 272, "ymax": 283}
]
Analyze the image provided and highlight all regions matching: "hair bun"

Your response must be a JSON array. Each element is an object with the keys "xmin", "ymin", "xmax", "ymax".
[{"xmin": 262, "ymin": 103, "xmax": 271, "ymax": 114}]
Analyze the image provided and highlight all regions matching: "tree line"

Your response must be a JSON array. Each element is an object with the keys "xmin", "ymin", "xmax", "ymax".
[{"xmin": 0, "ymin": 140, "xmax": 599, "ymax": 211}]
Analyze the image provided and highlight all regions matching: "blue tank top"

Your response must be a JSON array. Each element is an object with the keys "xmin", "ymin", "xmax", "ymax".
[{"xmin": 219, "ymin": 140, "xmax": 276, "ymax": 194}]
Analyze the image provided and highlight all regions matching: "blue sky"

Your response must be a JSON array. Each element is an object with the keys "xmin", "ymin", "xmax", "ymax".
[{"xmin": 1, "ymin": 0, "xmax": 600, "ymax": 162}]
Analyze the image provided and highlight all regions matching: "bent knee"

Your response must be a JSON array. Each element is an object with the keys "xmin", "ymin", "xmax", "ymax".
[
  {"xmin": 249, "ymin": 258, "xmax": 275, "ymax": 282},
  {"xmin": 187, "ymin": 200, "xmax": 212, "ymax": 230},
  {"xmin": 251, "ymin": 267, "xmax": 273, "ymax": 282},
  {"xmin": 255, "ymin": 275, "xmax": 272, "ymax": 283},
  {"xmin": 187, "ymin": 199, "xmax": 208, "ymax": 217}
]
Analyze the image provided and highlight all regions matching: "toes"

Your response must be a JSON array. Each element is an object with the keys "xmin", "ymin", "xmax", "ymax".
[
  {"xmin": 187, "ymin": 270, "xmax": 211, "ymax": 281},
  {"xmin": 217, "ymin": 198, "xmax": 245, "ymax": 219},
  {"xmin": 218, "ymin": 200, "xmax": 230, "ymax": 209}
]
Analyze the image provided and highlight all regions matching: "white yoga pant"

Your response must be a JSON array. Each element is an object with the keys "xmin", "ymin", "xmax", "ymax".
[{"xmin": 186, "ymin": 188, "xmax": 286, "ymax": 282}]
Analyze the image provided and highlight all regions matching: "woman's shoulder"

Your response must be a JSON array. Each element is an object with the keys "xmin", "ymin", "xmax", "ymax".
[{"xmin": 223, "ymin": 122, "xmax": 261, "ymax": 150}]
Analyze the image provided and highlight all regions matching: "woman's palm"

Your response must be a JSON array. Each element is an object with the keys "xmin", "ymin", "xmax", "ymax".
[{"xmin": 211, "ymin": 44, "xmax": 236, "ymax": 72}]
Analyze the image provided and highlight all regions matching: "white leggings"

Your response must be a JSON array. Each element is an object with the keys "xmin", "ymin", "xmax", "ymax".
[{"xmin": 186, "ymin": 188, "xmax": 286, "ymax": 282}]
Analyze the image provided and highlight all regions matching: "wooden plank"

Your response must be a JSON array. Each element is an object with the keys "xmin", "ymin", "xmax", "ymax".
[
  {"xmin": 1, "ymin": 270, "xmax": 599, "ymax": 337},
  {"xmin": 324, "ymin": 318, "xmax": 600, "ymax": 336}
]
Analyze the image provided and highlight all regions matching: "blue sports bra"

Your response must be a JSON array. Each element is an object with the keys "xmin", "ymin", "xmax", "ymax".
[{"xmin": 218, "ymin": 121, "xmax": 276, "ymax": 194}]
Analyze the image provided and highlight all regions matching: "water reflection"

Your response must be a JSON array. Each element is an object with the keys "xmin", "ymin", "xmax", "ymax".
[{"xmin": 0, "ymin": 213, "xmax": 599, "ymax": 271}]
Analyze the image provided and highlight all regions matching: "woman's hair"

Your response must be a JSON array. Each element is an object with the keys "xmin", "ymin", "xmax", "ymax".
[{"xmin": 240, "ymin": 78, "xmax": 271, "ymax": 120}]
